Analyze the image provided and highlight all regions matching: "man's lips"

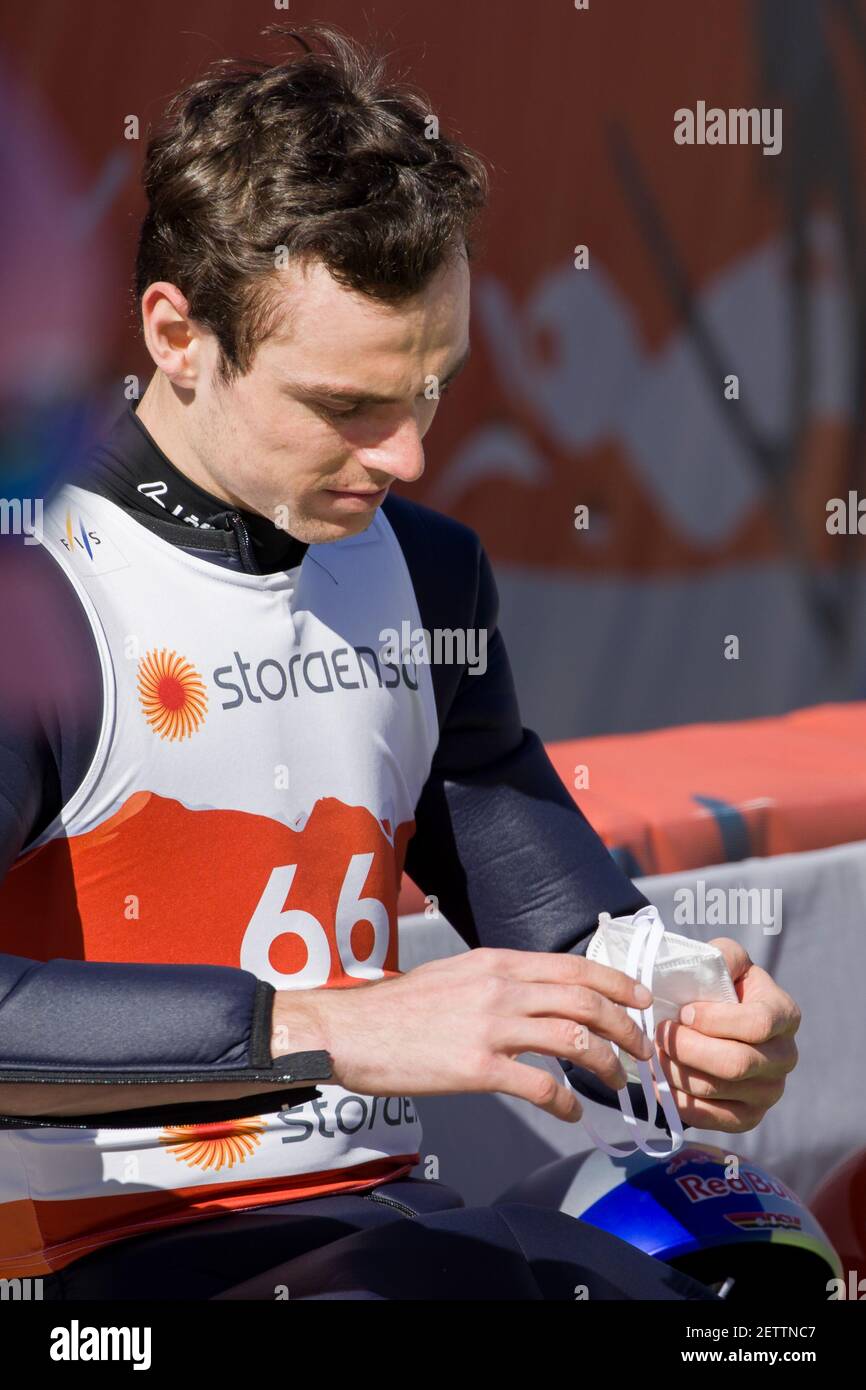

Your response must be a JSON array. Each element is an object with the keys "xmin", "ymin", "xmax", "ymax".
[{"xmin": 324, "ymin": 486, "xmax": 389, "ymax": 498}]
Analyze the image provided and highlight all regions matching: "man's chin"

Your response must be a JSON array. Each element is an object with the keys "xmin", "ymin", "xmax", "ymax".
[{"xmin": 295, "ymin": 509, "xmax": 378, "ymax": 545}]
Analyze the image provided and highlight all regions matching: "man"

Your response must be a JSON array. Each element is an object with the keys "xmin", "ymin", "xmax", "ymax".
[{"xmin": 0, "ymin": 24, "xmax": 798, "ymax": 1300}]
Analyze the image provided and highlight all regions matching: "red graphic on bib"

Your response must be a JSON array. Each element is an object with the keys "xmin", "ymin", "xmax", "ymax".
[{"xmin": 0, "ymin": 792, "xmax": 413, "ymax": 986}]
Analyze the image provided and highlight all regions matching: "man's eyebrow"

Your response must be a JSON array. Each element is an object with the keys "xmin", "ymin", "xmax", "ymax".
[{"xmin": 291, "ymin": 343, "xmax": 472, "ymax": 405}]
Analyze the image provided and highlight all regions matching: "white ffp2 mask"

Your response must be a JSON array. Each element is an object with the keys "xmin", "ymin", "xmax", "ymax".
[
  {"xmin": 538, "ymin": 904, "xmax": 737, "ymax": 1159},
  {"xmin": 586, "ymin": 909, "xmax": 738, "ymax": 1086}
]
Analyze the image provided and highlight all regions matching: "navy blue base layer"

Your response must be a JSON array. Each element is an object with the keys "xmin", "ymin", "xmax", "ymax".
[{"xmin": 40, "ymin": 1178, "xmax": 717, "ymax": 1302}]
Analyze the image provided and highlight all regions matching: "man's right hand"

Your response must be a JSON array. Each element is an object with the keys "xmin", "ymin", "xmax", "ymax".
[{"xmin": 271, "ymin": 947, "xmax": 656, "ymax": 1123}]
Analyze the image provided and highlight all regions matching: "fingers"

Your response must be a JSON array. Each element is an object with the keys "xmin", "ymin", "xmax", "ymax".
[
  {"xmin": 653, "ymin": 1045, "xmax": 787, "ymax": 1107},
  {"xmin": 467, "ymin": 947, "xmax": 653, "ymax": 1012},
  {"xmin": 658, "ymin": 1089, "xmax": 768, "ymax": 1133},
  {"xmin": 489, "ymin": 1056, "xmax": 584, "ymax": 1123},
  {"xmin": 512, "ymin": 983, "xmax": 655, "ymax": 1064},
  {"xmin": 675, "ymin": 993, "xmax": 798, "ymax": 1044},
  {"xmin": 498, "ymin": 1017, "xmax": 630, "ymax": 1090},
  {"xmin": 656, "ymin": 1019, "xmax": 798, "ymax": 1083}
]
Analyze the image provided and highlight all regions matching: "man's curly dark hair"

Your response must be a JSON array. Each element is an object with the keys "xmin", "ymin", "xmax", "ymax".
[{"xmin": 134, "ymin": 22, "xmax": 490, "ymax": 381}]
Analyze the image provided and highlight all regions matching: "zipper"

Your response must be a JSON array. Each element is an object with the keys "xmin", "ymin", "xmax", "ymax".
[
  {"xmin": 0, "ymin": 1074, "xmax": 324, "ymax": 1131},
  {"xmin": 226, "ymin": 511, "xmax": 258, "ymax": 573},
  {"xmin": 362, "ymin": 1189, "xmax": 419, "ymax": 1219},
  {"xmin": 0, "ymin": 1066, "xmax": 308, "ymax": 1085}
]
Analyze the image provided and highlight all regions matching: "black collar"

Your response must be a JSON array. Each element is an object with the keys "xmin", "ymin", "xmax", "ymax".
[{"xmin": 76, "ymin": 405, "xmax": 309, "ymax": 576}]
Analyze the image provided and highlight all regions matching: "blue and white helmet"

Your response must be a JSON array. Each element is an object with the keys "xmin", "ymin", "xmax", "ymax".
[{"xmin": 497, "ymin": 1142, "xmax": 842, "ymax": 1299}]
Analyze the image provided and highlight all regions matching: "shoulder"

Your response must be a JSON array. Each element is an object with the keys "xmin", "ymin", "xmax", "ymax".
[
  {"xmin": 0, "ymin": 530, "xmax": 103, "ymax": 829},
  {"xmin": 382, "ymin": 491, "xmax": 481, "ymax": 559},
  {"xmin": 381, "ymin": 492, "xmax": 486, "ymax": 623},
  {"xmin": 0, "ymin": 529, "xmax": 90, "ymax": 658},
  {"xmin": 0, "ymin": 521, "xmax": 103, "ymax": 712}
]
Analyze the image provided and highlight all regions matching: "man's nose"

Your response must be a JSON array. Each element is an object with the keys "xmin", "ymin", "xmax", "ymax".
[{"xmin": 359, "ymin": 414, "xmax": 426, "ymax": 485}]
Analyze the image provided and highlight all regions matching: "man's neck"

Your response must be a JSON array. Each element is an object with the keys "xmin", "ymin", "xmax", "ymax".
[
  {"xmin": 76, "ymin": 389, "xmax": 309, "ymax": 576},
  {"xmin": 135, "ymin": 372, "xmax": 242, "ymax": 509}
]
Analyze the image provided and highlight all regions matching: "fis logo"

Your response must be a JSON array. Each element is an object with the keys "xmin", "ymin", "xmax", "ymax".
[{"xmin": 61, "ymin": 510, "xmax": 101, "ymax": 559}]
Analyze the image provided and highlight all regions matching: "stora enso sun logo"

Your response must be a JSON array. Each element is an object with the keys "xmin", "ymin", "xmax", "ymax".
[
  {"xmin": 159, "ymin": 1118, "xmax": 267, "ymax": 1171},
  {"xmin": 137, "ymin": 648, "xmax": 208, "ymax": 740}
]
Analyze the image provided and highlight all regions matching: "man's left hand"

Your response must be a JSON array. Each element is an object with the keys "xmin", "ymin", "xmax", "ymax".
[{"xmin": 653, "ymin": 937, "xmax": 800, "ymax": 1133}]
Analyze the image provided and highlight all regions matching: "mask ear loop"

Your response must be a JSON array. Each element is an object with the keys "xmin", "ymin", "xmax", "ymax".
[
  {"xmin": 537, "ymin": 907, "xmax": 684, "ymax": 1159},
  {"xmin": 612, "ymin": 907, "xmax": 684, "ymax": 1157}
]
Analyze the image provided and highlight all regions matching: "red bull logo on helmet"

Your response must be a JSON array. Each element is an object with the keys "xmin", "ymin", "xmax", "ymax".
[{"xmin": 675, "ymin": 1167, "xmax": 804, "ymax": 1207}]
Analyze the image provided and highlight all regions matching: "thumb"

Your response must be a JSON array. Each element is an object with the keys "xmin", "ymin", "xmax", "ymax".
[{"xmin": 708, "ymin": 935, "xmax": 751, "ymax": 984}]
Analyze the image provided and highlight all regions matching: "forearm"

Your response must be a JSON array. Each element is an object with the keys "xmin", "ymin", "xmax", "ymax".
[{"xmin": 0, "ymin": 953, "xmax": 330, "ymax": 1127}]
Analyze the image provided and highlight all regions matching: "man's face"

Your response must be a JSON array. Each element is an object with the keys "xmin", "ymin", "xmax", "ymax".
[{"xmin": 185, "ymin": 251, "xmax": 471, "ymax": 544}]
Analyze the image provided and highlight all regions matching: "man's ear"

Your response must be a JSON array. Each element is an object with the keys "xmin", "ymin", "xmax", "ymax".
[{"xmin": 140, "ymin": 282, "xmax": 204, "ymax": 389}]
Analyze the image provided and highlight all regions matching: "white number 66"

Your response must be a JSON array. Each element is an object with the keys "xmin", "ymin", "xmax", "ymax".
[{"xmin": 240, "ymin": 853, "xmax": 390, "ymax": 988}]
